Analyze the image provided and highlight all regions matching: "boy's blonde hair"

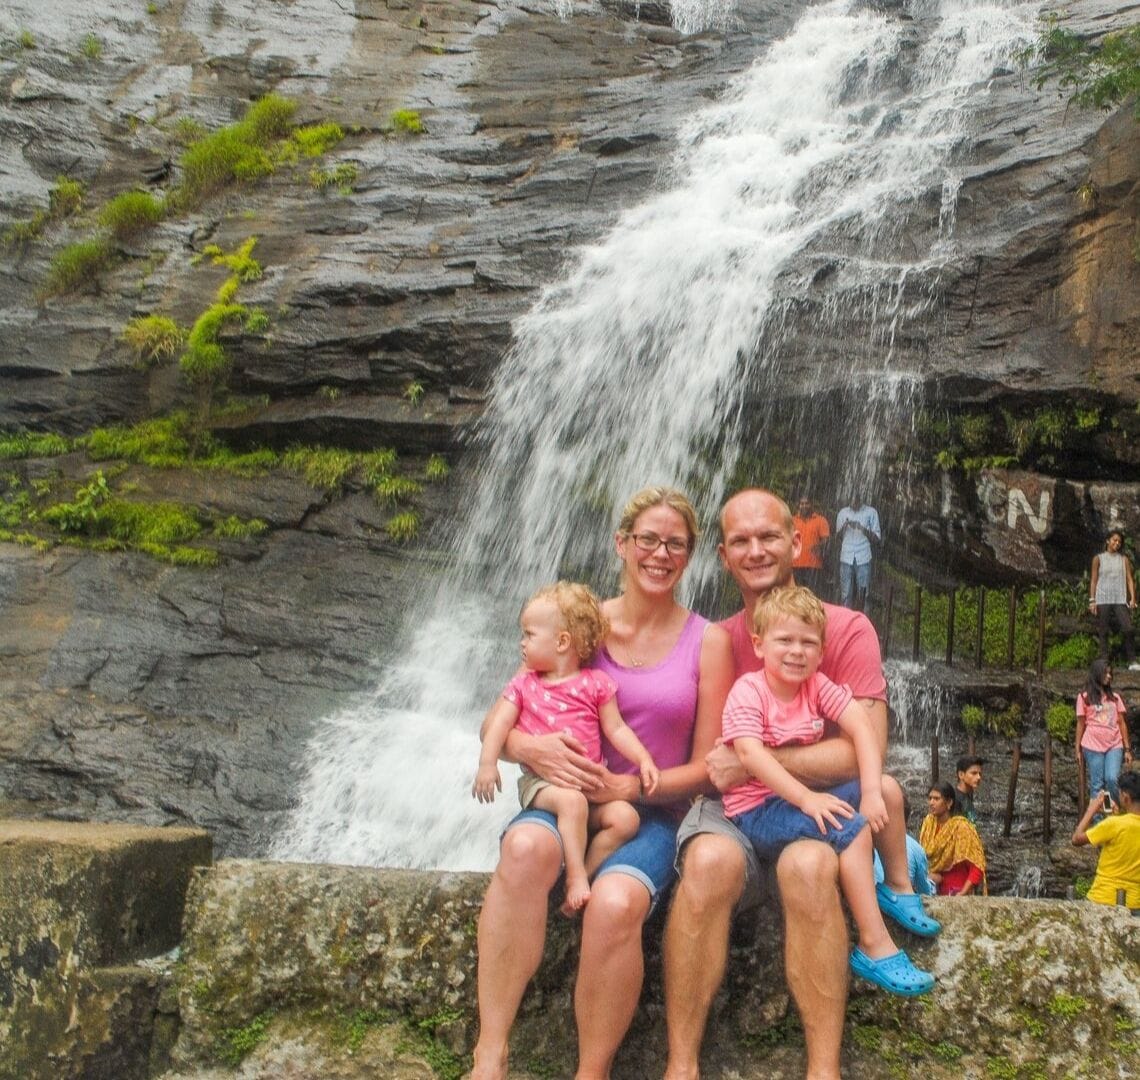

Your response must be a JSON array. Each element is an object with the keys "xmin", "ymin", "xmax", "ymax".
[
  {"xmin": 528, "ymin": 581, "xmax": 610, "ymax": 662},
  {"xmin": 752, "ymin": 585, "xmax": 827, "ymax": 643},
  {"xmin": 617, "ymin": 486, "xmax": 699, "ymax": 550}
]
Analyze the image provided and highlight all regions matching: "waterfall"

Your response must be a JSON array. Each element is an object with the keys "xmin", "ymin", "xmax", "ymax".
[{"xmin": 274, "ymin": 0, "xmax": 1041, "ymax": 871}]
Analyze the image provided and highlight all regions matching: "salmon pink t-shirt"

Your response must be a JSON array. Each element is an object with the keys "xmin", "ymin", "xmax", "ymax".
[
  {"xmin": 1077, "ymin": 691, "xmax": 1127, "ymax": 753},
  {"xmin": 721, "ymin": 670, "xmax": 854, "ymax": 818}
]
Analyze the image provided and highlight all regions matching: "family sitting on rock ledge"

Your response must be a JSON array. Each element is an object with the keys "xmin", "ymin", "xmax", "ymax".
[{"xmin": 468, "ymin": 486, "xmax": 939, "ymax": 1080}]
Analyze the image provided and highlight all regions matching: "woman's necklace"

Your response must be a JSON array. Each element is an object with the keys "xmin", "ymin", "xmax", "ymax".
[{"xmin": 622, "ymin": 639, "xmax": 646, "ymax": 667}]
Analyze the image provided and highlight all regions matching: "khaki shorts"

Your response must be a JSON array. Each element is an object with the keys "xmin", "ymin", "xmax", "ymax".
[
  {"xmin": 517, "ymin": 770, "xmax": 553, "ymax": 810},
  {"xmin": 675, "ymin": 796, "xmax": 775, "ymax": 912}
]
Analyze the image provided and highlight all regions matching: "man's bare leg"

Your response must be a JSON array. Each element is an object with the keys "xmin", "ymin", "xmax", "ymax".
[
  {"xmin": 662, "ymin": 834, "xmax": 747, "ymax": 1080},
  {"xmin": 470, "ymin": 824, "xmax": 562, "ymax": 1080},
  {"xmin": 574, "ymin": 873, "xmax": 652, "ymax": 1080},
  {"xmin": 777, "ymin": 840, "xmax": 848, "ymax": 1080}
]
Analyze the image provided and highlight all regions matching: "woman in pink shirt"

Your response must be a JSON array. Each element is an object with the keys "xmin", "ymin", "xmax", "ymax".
[{"xmin": 1076, "ymin": 658, "xmax": 1132, "ymax": 807}]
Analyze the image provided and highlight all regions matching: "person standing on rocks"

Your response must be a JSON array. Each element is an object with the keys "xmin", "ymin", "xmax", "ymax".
[
  {"xmin": 1088, "ymin": 530, "xmax": 1139, "ymax": 670},
  {"xmin": 835, "ymin": 495, "xmax": 881, "ymax": 612},
  {"xmin": 663, "ymin": 488, "xmax": 895, "ymax": 1080},
  {"xmin": 792, "ymin": 495, "xmax": 831, "ymax": 597},
  {"xmin": 1075, "ymin": 659, "xmax": 1132, "ymax": 811}
]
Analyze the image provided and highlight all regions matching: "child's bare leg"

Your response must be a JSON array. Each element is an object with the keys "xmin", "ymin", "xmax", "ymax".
[
  {"xmin": 584, "ymin": 800, "xmax": 640, "ymax": 877},
  {"xmin": 874, "ymin": 774, "xmax": 916, "ymax": 895},
  {"xmin": 838, "ymin": 826, "xmax": 897, "ymax": 960},
  {"xmin": 532, "ymin": 785, "xmax": 591, "ymax": 912}
]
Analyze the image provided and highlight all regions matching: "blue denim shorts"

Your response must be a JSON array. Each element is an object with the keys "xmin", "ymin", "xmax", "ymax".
[
  {"xmin": 504, "ymin": 805, "xmax": 680, "ymax": 913},
  {"xmin": 729, "ymin": 779, "xmax": 866, "ymax": 860}
]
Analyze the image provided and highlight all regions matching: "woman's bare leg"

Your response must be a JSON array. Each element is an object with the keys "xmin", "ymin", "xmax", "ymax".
[
  {"xmin": 471, "ymin": 823, "xmax": 562, "ymax": 1080},
  {"xmin": 584, "ymin": 801, "xmax": 640, "ymax": 877},
  {"xmin": 574, "ymin": 873, "xmax": 651, "ymax": 1080}
]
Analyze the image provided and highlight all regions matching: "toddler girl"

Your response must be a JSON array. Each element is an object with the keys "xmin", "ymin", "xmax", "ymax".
[{"xmin": 473, "ymin": 582, "xmax": 659, "ymax": 911}]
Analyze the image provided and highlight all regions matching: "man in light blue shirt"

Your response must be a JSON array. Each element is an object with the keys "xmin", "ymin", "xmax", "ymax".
[{"xmin": 836, "ymin": 496, "xmax": 881, "ymax": 611}]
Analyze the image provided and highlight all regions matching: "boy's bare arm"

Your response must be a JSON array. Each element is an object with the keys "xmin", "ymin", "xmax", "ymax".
[{"xmin": 768, "ymin": 699, "xmax": 887, "ymax": 787}]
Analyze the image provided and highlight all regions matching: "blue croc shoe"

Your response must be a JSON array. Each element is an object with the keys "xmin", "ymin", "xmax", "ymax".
[
  {"xmin": 876, "ymin": 882, "xmax": 941, "ymax": 937},
  {"xmin": 850, "ymin": 948, "xmax": 934, "ymax": 997}
]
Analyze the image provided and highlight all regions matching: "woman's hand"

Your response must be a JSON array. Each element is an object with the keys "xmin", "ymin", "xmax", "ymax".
[
  {"xmin": 705, "ymin": 740, "xmax": 749, "ymax": 792},
  {"xmin": 799, "ymin": 790, "xmax": 855, "ymax": 835},
  {"xmin": 516, "ymin": 731, "xmax": 605, "ymax": 791},
  {"xmin": 586, "ymin": 766, "xmax": 640, "ymax": 805},
  {"xmin": 639, "ymin": 759, "xmax": 660, "ymax": 797}
]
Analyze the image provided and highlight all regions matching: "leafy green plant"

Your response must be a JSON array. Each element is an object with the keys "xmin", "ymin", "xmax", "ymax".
[
  {"xmin": 291, "ymin": 122, "xmax": 344, "ymax": 157},
  {"xmin": 42, "ymin": 239, "xmax": 112, "ymax": 296},
  {"xmin": 309, "ymin": 162, "xmax": 358, "ymax": 193},
  {"xmin": 123, "ymin": 315, "xmax": 184, "ymax": 364},
  {"xmin": 390, "ymin": 109, "xmax": 425, "ymax": 135},
  {"xmin": 99, "ymin": 190, "xmax": 165, "ymax": 238},
  {"xmin": 181, "ymin": 302, "xmax": 246, "ymax": 429},
  {"xmin": 170, "ymin": 116, "xmax": 206, "ymax": 145},
  {"xmin": 212, "ymin": 515, "xmax": 268, "ymax": 539},
  {"xmin": 244, "ymin": 309, "xmax": 269, "ymax": 334},
  {"xmin": 80, "ymin": 33, "xmax": 102, "ymax": 60},
  {"xmin": 204, "ymin": 236, "xmax": 262, "ymax": 283},
  {"xmin": 2, "ymin": 211, "xmax": 47, "ymax": 250},
  {"xmin": 41, "ymin": 472, "xmax": 111, "ymax": 535},
  {"xmin": 0, "ymin": 432, "xmax": 71, "ymax": 460},
  {"xmin": 49, "ymin": 176, "xmax": 84, "ymax": 217},
  {"xmin": 961, "ymin": 705, "xmax": 986, "ymax": 735},
  {"xmin": 1045, "ymin": 700, "xmax": 1075, "ymax": 743},
  {"xmin": 386, "ymin": 511, "xmax": 420, "ymax": 542},
  {"xmin": 404, "ymin": 381, "xmax": 425, "ymax": 406},
  {"xmin": 375, "ymin": 475, "xmax": 422, "ymax": 505},
  {"xmin": 1044, "ymin": 633, "xmax": 1098, "ymax": 670},
  {"xmin": 18, "ymin": 28, "xmax": 35, "ymax": 50},
  {"xmin": 425, "ymin": 454, "xmax": 450, "ymax": 481},
  {"xmin": 1024, "ymin": 18, "xmax": 1140, "ymax": 116},
  {"xmin": 220, "ymin": 1011, "xmax": 274, "ymax": 1066},
  {"xmin": 989, "ymin": 703, "xmax": 1024, "ymax": 739},
  {"xmin": 283, "ymin": 446, "xmax": 357, "ymax": 490}
]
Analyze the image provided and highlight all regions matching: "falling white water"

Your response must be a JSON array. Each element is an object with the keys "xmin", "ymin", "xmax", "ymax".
[{"xmin": 274, "ymin": 0, "xmax": 1041, "ymax": 871}]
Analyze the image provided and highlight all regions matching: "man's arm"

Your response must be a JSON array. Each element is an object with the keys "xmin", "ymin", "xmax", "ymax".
[
  {"xmin": 769, "ymin": 698, "xmax": 887, "ymax": 788},
  {"xmin": 1072, "ymin": 794, "xmax": 1108, "ymax": 846}
]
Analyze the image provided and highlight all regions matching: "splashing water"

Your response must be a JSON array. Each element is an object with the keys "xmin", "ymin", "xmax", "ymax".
[{"xmin": 274, "ymin": 0, "xmax": 1041, "ymax": 871}]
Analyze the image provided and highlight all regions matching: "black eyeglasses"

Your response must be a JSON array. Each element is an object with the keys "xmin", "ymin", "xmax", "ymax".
[{"xmin": 627, "ymin": 531, "xmax": 691, "ymax": 557}]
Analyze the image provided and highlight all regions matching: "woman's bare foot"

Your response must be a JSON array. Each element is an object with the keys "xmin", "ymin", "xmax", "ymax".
[
  {"xmin": 468, "ymin": 1042, "xmax": 508, "ymax": 1080},
  {"xmin": 559, "ymin": 875, "xmax": 591, "ymax": 917}
]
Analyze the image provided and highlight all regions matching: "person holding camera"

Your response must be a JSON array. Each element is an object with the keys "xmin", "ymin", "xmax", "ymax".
[{"xmin": 1072, "ymin": 770, "xmax": 1140, "ymax": 910}]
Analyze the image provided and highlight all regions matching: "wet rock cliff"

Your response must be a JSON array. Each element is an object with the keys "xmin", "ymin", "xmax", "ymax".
[{"xmin": 1, "ymin": 0, "xmax": 1138, "ymax": 853}]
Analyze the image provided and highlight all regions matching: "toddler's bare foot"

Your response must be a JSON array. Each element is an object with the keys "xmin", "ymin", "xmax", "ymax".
[{"xmin": 559, "ymin": 876, "xmax": 591, "ymax": 917}]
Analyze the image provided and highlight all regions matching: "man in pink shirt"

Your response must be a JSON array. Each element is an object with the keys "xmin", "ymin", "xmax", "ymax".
[{"xmin": 663, "ymin": 488, "xmax": 889, "ymax": 1080}]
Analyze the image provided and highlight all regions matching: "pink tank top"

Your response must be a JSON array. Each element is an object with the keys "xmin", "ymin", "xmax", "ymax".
[{"xmin": 592, "ymin": 612, "xmax": 707, "ymax": 811}]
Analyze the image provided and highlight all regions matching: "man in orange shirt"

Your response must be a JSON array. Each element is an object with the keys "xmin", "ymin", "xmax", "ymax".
[{"xmin": 792, "ymin": 495, "xmax": 830, "ymax": 597}]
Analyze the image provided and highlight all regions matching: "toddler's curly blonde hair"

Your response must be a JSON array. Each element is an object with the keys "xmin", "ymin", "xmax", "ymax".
[{"xmin": 528, "ymin": 581, "xmax": 610, "ymax": 662}]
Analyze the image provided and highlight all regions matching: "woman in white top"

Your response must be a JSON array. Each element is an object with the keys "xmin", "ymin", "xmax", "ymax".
[{"xmin": 1089, "ymin": 530, "xmax": 1138, "ymax": 670}]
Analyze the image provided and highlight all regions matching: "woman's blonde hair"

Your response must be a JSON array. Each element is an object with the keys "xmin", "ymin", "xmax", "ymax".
[
  {"xmin": 528, "ymin": 581, "xmax": 610, "ymax": 662},
  {"xmin": 616, "ymin": 486, "xmax": 699, "ymax": 550},
  {"xmin": 752, "ymin": 584, "xmax": 827, "ymax": 643}
]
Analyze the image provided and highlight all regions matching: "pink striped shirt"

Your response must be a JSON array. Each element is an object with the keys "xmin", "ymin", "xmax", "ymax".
[{"xmin": 721, "ymin": 670, "xmax": 853, "ymax": 818}]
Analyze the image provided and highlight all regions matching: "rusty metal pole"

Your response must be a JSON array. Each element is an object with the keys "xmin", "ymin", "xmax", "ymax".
[
  {"xmin": 1007, "ymin": 586, "xmax": 1017, "ymax": 669},
  {"xmin": 975, "ymin": 587, "xmax": 985, "ymax": 669},
  {"xmin": 1003, "ymin": 738, "xmax": 1022, "ymax": 838},
  {"xmin": 945, "ymin": 588, "xmax": 956, "ymax": 667},
  {"xmin": 1043, "ymin": 733, "xmax": 1053, "ymax": 843}
]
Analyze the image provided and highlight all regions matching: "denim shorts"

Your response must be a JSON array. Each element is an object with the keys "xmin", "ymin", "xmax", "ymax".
[
  {"xmin": 503, "ymin": 805, "xmax": 680, "ymax": 913},
  {"xmin": 729, "ymin": 779, "xmax": 866, "ymax": 860}
]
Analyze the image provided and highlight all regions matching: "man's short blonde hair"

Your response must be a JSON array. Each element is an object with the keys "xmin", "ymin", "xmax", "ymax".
[
  {"xmin": 752, "ymin": 584, "xmax": 827, "ymax": 643},
  {"xmin": 528, "ymin": 581, "xmax": 610, "ymax": 662}
]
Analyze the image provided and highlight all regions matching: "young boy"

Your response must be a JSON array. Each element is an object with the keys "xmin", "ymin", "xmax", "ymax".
[{"xmin": 721, "ymin": 585, "xmax": 938, "ymax": 995}]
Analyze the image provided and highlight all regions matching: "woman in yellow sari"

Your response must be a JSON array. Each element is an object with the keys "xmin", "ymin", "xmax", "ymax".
[{"xmin": 920, "ymin": 782, "xmax": 987, "ymax": 896}]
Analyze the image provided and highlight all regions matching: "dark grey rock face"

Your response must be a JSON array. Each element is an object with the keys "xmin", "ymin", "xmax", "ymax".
[{"xmin": 0, "ymin": 0, "xmax": 1137, "ymax": 854}]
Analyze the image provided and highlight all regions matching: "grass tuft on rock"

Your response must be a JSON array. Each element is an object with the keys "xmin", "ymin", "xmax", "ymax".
[
  {"xmin": 99, "ymin": 190, "xmax": 165, "ymax": 239},
  {"xmin": 123, "ymin": 315, "xmax": 185, "ymax": 364},
  {"xmin": 0, "ymin": 432, "xmax": 72, "ymax": 460},
  {"xmin": 42, "ymin": 238, "xmax": 112, "ymax": 296},
  {"xmin": 390, "ymin": 109, "xmax": 425, "ymax": 134}
]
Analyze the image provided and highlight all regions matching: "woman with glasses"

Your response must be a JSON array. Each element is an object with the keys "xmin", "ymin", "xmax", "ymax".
[{"xmin": 471, "ymin": 486, "xmax": 734, "ymax": 1080}]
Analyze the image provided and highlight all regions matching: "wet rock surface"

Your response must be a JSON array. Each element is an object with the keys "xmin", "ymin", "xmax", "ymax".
[{"xmin": 0, "ymin": 0, "xmax": 1138, "ymax": 857}]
